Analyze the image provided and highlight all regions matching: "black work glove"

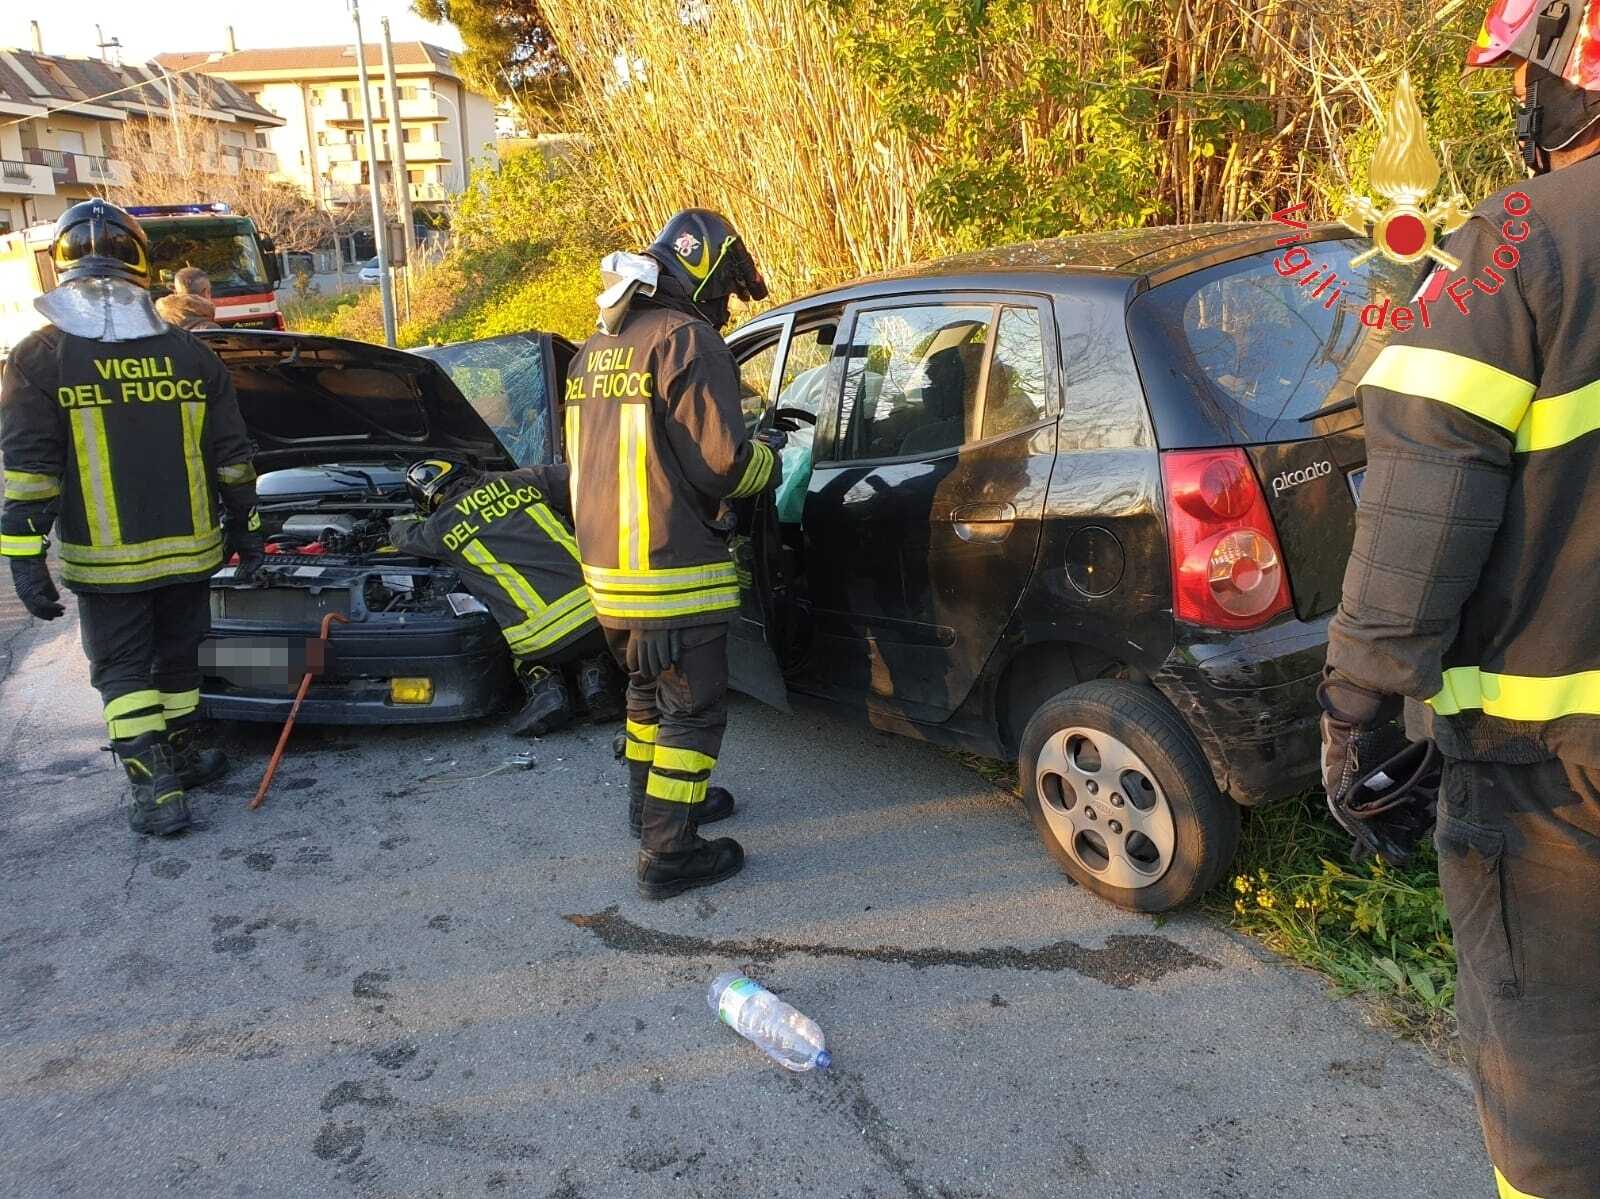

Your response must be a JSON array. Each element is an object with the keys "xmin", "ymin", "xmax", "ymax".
[
  {"xmin": 626, "ymin": 628, "xmax": 681, "ymax": 680},
  {"xmin": 227, "ymin": 524, "xmax": 266, "ymax": 581},
  {"xmin": 10, "ymin": 555, "xmax": 64, "ymax": 620},
  {"xmin": 1318, "ymin": 673, "xmax": 1426, "ymax": 861}
]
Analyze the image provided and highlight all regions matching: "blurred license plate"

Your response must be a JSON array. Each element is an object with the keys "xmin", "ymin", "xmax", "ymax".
[
  {"xmin": 201, "ymin": 637, "xmax": 331, "ymax": 689},
  {"xmin": 1348, "ymin": 467, "xmax": 1366, "ymax": 503}
]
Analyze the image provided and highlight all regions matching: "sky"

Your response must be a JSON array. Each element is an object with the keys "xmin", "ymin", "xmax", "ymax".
[{"xmin": 3, "ymin": 2, "xmax": 463, "ymax": 63}]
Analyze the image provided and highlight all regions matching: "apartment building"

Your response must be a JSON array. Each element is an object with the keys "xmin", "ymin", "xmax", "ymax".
[
  {"xmin": 0, "ymin": 39, "xmax": 281, "ymax": 234},
  {"xmin": 158, "ymin": 41, "xmax": 499, "ymax": 218}
]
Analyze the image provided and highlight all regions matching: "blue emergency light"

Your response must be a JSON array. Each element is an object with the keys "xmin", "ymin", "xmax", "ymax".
[{"xmin": 125, "ymin": 203, "xmax": 233, "ymax": 216}]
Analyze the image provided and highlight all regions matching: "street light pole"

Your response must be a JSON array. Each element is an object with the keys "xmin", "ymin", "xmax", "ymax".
[
  {"xmin": 380, "ymin": 17, "xmax": 417, "ymax": 261},
  {"xmin": 349, "ymin": 0, "xmax": 397, "ymax": 347}
]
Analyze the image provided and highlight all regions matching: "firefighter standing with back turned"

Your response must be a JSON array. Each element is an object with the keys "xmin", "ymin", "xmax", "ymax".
[
  {"xmin": 1321, "ymin": 5, "xmax": 1600, "ymax": 1196},
  {"xmin": 567, "ymin": 209, "xmax": 780, "ymax": 899},
  {"xmin": 1, "ymin": 200, "xmax": 262, "ymax": 836}
]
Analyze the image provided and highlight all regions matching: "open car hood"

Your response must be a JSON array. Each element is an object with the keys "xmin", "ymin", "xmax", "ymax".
[{"xmin": 200, "ymin": 330, "xmax": 519, "ymax": 471}]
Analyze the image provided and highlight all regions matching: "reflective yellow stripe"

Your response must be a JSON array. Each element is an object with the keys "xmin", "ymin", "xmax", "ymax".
[
  {"xmin": 626, "ymin": 719, "xmax": 658, "ymax": 744},
  {"xmin": 625, "ymin": 739, "xmax": 655, "ymax": 762},
  {"xmin": 180, "ymin": 402, "xmax": 212, "ymax": 536},
  {"xmin": 0, "ymin": 534, "xmax": 45, "ymax": 556},
  {"xmin": 618, "ymin": 404, "xmax": 651, "ymax": 572},
  {"xmin": 1431, "ymin": 666, "xmax": 1600, "ymax": 721},
  {"xmin": 1360, "ymin": 344, "xmax": 1534, "ymax": 434},
  {"xmin": 730, "ymin": 441, "xmax": 774, "ymax": 499},
  {"xmin": 1496, "ymin": 1167, "xmax": 1544, "ymax": 1199},
  {"xmin": 526, "ymin": 502, "xmax": 579, "ymax": 560},
  {"xmin": 565, "ymin": 405, "xmax": 581, "ymax": 524},
  {"xmin": 582, "ymin": 560, "xmax": 739, "ymax": 592},
  {"xmin": 654, "ymin": 745, "xmax": 716, "ymax": 775},
  {"xmin": 3, "ymin": 470, "xmax": 60, "ymax": 501},
  {"xmin": 462, "ymin": 539, "xmax": 545, "ymax": 615},
  {"xmin": 217, "ymin": 461, "xmax": 256, "ymax": 486},
  {"xmin": 503, "ymin": 585, "xmax": 595, "ymax": 654},
  {"xmin": 1513, "ymin": 377, "xmax": 1600, "ymax": 452},
  {"xmin": 59, "ymin": 528, "xmax": 223, "ymax": 565},
  {"xmin": 70, "ymin": 407, "xmax": 122, "ymax": 546},
  {"xmin": 105, "ymin": 689, "xmax": 165, "ymax": 739},
  {"xmin": 159, "ymin": 688, "xmax": 200, "ymax": 719},
  {"xmin": 60, "ymin": 544, "xmax": 223, "ymax": 586},
  {"xmin": 646, "ymin": 772, "xmax": 708, "ymax": 804},
  {"xmin": 590, "ymin": 587, "xmax": 741, "ymax": 620}
]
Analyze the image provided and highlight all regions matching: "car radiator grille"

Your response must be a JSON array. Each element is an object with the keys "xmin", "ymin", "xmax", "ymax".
[{"xmin": 211, "ymin": 585, "xmax": 352, "ymax": 623}]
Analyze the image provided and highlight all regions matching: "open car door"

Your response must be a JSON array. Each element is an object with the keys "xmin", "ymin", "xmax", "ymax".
[
  {"xmin": 725, "ymin": 314, "xmax": 799, "ymax": 712},
  {"xmin": 413, "ymin": 330, "xmax": 577, "ymax": 468}
]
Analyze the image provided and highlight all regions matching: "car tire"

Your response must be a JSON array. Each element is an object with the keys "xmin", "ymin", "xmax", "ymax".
[{"xmin": 1019, "ymin": 679, "xmax": 1240, "ymax": 912}]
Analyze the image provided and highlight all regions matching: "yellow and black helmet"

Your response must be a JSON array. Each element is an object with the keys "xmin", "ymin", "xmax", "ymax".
[
  {"xmin": 649, "ymin": 209, "xmax": 767, "ymax": 325},
  {"xmin": 51, "ymin": 199, "xmax": 151, "ymax": 288},
  {"xmin": 405, "ymin": 458, "xmax": 473, "ymax": 513}
]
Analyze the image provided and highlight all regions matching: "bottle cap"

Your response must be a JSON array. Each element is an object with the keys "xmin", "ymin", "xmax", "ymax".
[{"xmin": 814, "ymin": 1049, "xmax": 832, "ymax": 1070}]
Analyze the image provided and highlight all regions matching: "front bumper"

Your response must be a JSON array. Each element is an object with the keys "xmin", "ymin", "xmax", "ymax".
[
  {"xmin": 199, "ymin": 614, "xmax": 517, "ymax": 725},
  {"xmin": 1153, "ymin": 616, "xmax": 1330, "ymax": 806}
]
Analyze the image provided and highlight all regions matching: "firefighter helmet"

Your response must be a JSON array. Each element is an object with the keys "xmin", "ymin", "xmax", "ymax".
[
  {"xmin": 50, "ymin": 199, "xmax": 151, "ymax": 289},
  {"xmin": 405, "ymin": 458, "xmax": 473, "ymax": 513},
  {"xmin": 1467, "ymin": 1, "xmax": 1600, "ymax": 170},
  {"xmin": 648, "ymin": 209, "xmax": 767, "ymax": 328}
]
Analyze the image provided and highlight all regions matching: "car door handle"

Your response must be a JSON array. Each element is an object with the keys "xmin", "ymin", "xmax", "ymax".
[{"xmin": 950, "ymin": 503, "xmax": 1016, "ymax": 542}]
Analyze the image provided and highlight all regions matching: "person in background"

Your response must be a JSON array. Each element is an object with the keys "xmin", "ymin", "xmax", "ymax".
[{"xmin": 155, "ymin": 266, "xmax": 221, "ymax": 332}]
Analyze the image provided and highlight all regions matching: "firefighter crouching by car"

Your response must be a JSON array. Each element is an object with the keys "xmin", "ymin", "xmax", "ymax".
[
  {"xmin": 386, "ymin": 459, "xmax": 623, "ymax": 735},
  {"xmin": 1321, "ymin": 6, "xmax": 1600, "ymax": 1196},
  {"xmin": 0, "ymin": 199, "xmax": 263, "ymax": 836},
  {"xmin": 568, "ymin": 209, "xmax": 782, "ymax": 900}
]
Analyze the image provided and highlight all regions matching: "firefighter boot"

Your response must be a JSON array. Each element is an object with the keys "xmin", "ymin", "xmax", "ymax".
[
  {"xmin": 166, "ymin": 714, "xmax": 230, "ymax": 791},
  {"xmin": 637, "ymin": 796, "xmax": 745, "ymax": 900},
  {"xmin": 510, "ymin": 663, "xmax": 575, "ymax": 736},
  {"xmin": 576, "ymin": 653, "xmax": 625, "ymax": 724},
  {"xmin": 114, "ymin": 732, "xmax": 192, "ymax": 837},
  {"xmin": 628, "ymin": 761, "xmax": 735, "ymax": 838}
]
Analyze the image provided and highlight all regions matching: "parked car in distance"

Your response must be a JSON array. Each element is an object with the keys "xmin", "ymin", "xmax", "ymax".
[
  {"xmin": 358, "ymin": 257, "xmax": 382, "ymax": 285},
  {"xmin": 196, "ymin": 329, "xmax": 575, "ymax": 725},
  {"xmin": 725, "ymin": 223, "xmax": 1420, "ymax": 911}
]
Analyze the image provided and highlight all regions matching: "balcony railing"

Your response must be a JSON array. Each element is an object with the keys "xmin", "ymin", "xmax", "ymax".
[
  {"xmin": 241, "ymin": 147, "xmax": 277, "ymax": 173},
  {"xmin": 0, "ymin": 159, "xmax": 56, "ymax": 197},
  {"xmin": 22, "ymin": 148, "xmax": 131, "ymax": 188}
]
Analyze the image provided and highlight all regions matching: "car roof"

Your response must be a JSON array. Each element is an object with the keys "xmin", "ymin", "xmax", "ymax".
[{"xmin": 747, "ymin": 222, "xmax": 1352, "ymax": 322}]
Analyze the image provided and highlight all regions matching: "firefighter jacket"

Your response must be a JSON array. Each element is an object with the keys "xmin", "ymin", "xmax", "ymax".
[
  {"xmin": 565, "ymin": 276, "xmax": 778, "ymax": 630},
  {"xmin": 1326, "ymin": 155, "xmax": 1600, "ymax": 765},
  {"xmin": 386, "ymin": 465, "xmax": 597, "ymax": 660},
  {"xmin": 1, "ymin": 324, "xmax": 256, "ymax": 593}
]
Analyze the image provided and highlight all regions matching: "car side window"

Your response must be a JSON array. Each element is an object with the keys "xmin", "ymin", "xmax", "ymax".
[
  {"xmin": 983, "ymin": 306, "xmax": 1050, "ymax": 439},
  {"xmin": 838, "ymin": 304, "xmax": 992, "ymax": 461},
  {"xmin": 737, "ymin": 341, "xmax": 780, "ymax": 426}
]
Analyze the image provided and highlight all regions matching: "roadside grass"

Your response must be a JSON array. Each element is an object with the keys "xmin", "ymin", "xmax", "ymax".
[{"xmin": 949, "ymin": 749, "xmax": 1457, "ymax": 1051}]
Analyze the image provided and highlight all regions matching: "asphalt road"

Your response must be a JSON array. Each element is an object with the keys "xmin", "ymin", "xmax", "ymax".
[{"xmin": 0, "ymin": 607, "xmax": 1492, "ymax": 1198}]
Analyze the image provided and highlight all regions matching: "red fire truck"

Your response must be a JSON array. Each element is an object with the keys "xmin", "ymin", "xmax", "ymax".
[{"xmin": 129, "ymin": 203, "xmax": 285, "ymax": 330}]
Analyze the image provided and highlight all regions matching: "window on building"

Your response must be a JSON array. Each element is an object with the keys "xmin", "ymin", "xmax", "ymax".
[
  {"xmin": 52, "ymin": 129, "xmax": 87, "ymax": 154},
  {"xmin": 311, "ymin": 87, "xmax": 325, "ymax": 104},
  {"xmin": 0, "ymin": 208, "xmax": 13, "ymax": 236},
  {"xmin": 408, "ymin": 169, "xmax": 425, "ymax": 184},
  {"xmin": 404, "ymin": 126, "xmax": 422, "ymax": 143},
  {"xmin": 256, "ymin": 131, "xmax": 271, "ymax": 149},
  {"xmin": 316, "ymin": 131, "xmax": 329, "ymax": 146}
]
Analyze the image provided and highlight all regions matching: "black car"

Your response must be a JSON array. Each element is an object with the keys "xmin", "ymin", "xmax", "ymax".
[
  {"xmin": 722, "ymin": 223, "xmax": 1419, "ymax": 911},
  {"xmin": 197, "ymin": 329, "xmax": 575, "ymax": 725}
]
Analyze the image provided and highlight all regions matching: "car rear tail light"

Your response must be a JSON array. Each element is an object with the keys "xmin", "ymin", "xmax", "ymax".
[
  {"xmin": 269, "ymin": 312, "xmax": 286, "ymax": 330},
  {"xmin": 1161, "ymin": 449, "xmax": 1291, "ymax": 630}
]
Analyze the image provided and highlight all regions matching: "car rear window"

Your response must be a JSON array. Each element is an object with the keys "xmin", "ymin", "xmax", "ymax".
[{"xmin": 1126, "ymin": 239, "xmax": 1421, "ymax": 446}]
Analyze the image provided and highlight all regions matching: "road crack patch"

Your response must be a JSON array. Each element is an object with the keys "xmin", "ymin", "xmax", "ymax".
[{"xmin": 562, "ymin": 906, "xmax": 1217, "ymax": 988}]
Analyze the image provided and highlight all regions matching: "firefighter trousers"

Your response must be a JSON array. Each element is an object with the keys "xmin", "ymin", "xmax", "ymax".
[
  {"xmin": 606, "ymin": 624, "xmax": 728, "ymax": 809},
  {"xmin": 1436, "ymin": 757, "xmax": 1600, "ymax": 1199},
  {"xmin": 77, "ymin": 580, "xmax": 211, "ymax": 742}
]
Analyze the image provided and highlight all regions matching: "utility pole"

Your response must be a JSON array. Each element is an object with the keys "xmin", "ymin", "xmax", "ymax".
[
  {"xmin": 380, "ymin": 18, "xmax": 417, "ymax": 261},
  {"xmin": 349, "ymin": 0, "xmax": 397, "ymax": 347}
]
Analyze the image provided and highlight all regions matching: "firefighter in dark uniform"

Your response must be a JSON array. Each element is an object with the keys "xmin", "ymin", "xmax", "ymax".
[
  {"xmin": 1322, "ymin": 6, "xmax": 1600, "ymax": 1195},
  {"xmin": 567, "ymin": 209, "xmax": 780, "ymax": 899},
  {"xmin": 387, "ymin": 458, "xmax": 623, "ymax": 735},
  {"xmin": 1, "ymin": 200, "xmax": 262, "ymax": 836}
]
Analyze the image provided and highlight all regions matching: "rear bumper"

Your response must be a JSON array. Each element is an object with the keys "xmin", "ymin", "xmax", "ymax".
[
  {"xmin": 199, "ymin": 614, "xmax": 517, "ymax": 725},
  {"xmin": 1153, "ymin": 616, "xmax": 1329, "ymax": 806}
]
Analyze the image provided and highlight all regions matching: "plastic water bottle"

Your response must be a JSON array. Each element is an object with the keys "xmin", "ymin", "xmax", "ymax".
[{"xmin": 708, "ymin": 971, "xmax": 831, "ymax": 1072}]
